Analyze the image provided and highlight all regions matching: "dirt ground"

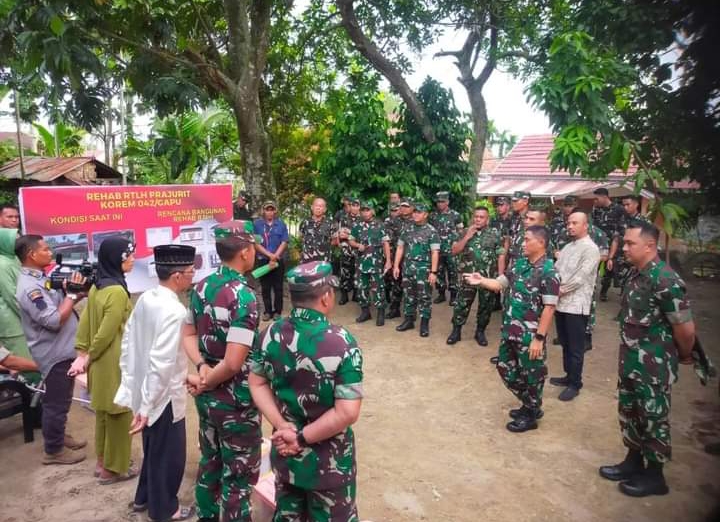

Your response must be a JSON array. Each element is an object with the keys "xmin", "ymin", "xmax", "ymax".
[{"xmin": 1, "ymin": 278, "xmax": 719, "ymax": 522}]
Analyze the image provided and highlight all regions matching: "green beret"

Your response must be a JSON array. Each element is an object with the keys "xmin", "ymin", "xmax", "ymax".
[
  {"xmin": 214, "ymin": 220, "xmax": 262, "ymax": 243},
  {"xmin": 413, "ymin": 202, "xmax": 430, "ymax": 212},
  {"xmin": 512, "ymin": 191, "xmax": 531, "ymax": 200},
  {"xmin": 435, "ymin": 191, "xmax": 450, "ymax": 202}
]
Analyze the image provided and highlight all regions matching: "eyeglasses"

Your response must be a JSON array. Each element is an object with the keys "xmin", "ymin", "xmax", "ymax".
[{"xmin": 177, "ymin": 268, "xmax": 195, "ymax": 277}]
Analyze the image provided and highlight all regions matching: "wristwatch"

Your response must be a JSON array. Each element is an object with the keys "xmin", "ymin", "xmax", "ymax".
[
  {"xmin": 430, "ymin": 271, "xmax": 438, "ymax": 275},
  {"xmin": 196, "ymin": 361, "xmax": 208, "ymax": 372},
  {"xmin": 297, "ymin": 429, "xmax": 308, "ymax": 447},
  {"xmin": 534, "ymin": 333, "xmax": 546, "ymax": 341}
]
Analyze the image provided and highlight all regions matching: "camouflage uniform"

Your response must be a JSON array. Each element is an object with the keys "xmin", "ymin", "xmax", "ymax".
[
  {"xmin": 490, "ymin": 213, "xmax": 513, "ymax": 239},
  {"xmin": 592, "ymin": 202, "xmax": 624, "ymax": 296},
  {"xmin": 496, "ymin": 256, "xmax": 560, "ymax": 410},
  {"xmin": 337, "ymin": 210, "xmax": 361, "ymax": 293},
  {"xmin": 387, "ymin": 213, "xmax": 415, "ymax": 311},
  {"xmin": 251, "ymin": 262, "xmax": 363, "ymax": 522},
  {"xmin": 189, "ymin": 264, "xmax": 262, "ymax": 522},
  {"xmin": 614, "ymin": 212, "xmax": 651, "ymax": 292},
  {"xmin": 383, "ymin": 208, "xmax": 402, "ymax": 307},
  {"xmin": 506, "ymin": 212, "xmax": 526, "ymax": 272},
  {"xmin": 452, "ymin": 226, "xmax": 505, "ymax": 330},
  {"xmin": 618, "ymin": 259, "xmax": 692, "ymax": 463},
  {"xmin": 299, "ymin": 217, "xmax": 336, "ymax": 263},
  {"xmin": 398, "ymin": 220, "xmax": 440, "ymax": 319},
  {"xmin": 428, "ymin": 202, "xmax": 463, "ymax": 296},
  {"xmin": 350, "ymin": 217, "xmax": 389, "ymax": 310}
]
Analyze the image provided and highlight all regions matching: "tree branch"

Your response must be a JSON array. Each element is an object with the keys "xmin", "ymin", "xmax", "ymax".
[
  {"xmin": 191, "ymin": 0, "xmax": 224, "ymax": 67},
  {"xmin": 250, "ymin": 0, "xmax": 273, "ymax": 94},
  {"xmin": 336, "ymin": 0, "xmax": 435, "ymax": 143},
  {"xmin": 475, "ymin": 22, "xmax": 497, "ymax": 89}
]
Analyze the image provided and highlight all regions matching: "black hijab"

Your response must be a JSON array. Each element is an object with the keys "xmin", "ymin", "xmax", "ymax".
[{"xmin": 95, "ymin": 236, "xmax": 135, "ymax": 295}]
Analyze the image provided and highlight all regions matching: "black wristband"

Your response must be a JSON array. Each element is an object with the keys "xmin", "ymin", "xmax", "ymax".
[
  {"xmin": 534, "ymin": 333, "xmax": 546, "ymax": 341},
  {"xmin": 297, "ymin": 429, "xmax": 308, "ymax": 446}
]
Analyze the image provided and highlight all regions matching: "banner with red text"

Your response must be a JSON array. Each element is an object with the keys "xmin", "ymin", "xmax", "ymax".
[{"xmin": 19, "ymin": 184, "xmax": 233, "ymax": 292}]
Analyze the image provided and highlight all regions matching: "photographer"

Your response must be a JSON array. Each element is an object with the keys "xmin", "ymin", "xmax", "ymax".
[
  {"xmin": 15, "ymin": 234, "xmax": 88, "ymax": 465},
  {"xmin": 70, "ymin": 237, "xmax": 137, "ymax": 485}
]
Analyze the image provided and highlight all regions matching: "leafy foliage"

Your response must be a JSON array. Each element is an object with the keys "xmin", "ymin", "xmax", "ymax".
[
  {"xmin": 32, "ymin": 121, "xmax": 86, "ymax": 157},
  {"xmin": 394, "ymin": 77, "xmax": 474, "ymax": 212}
]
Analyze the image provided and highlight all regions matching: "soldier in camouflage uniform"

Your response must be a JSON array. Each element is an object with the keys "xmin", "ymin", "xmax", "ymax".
[
  {"xmin": 393, "ymin": 202, "xmax": 440, "ymax": 337},
  {"xmin": 184, "ymin": 220, "xmax": 263, "ymax": 522},
  {"xmin": 428, "ymin": 191, "xmax": 464, "ymax": 305},
  {"xmin": 348, "ymin": 202, "xmax": 391, "ymax": 326},
  {"xmin": 299, "ymin": 198, "xmax": 337, "ymax": 263},
  {"xmin": 592, "ymin": 188, "xmax": 625, "ymax": 300},
  {"xmin": 505, "ymin": 191, "xmax": 532, "ymax": 271},
  {"xmin": 386, "ymin": 199, "xmax": 415, "ymax": 318},
  {"xmin": 337, "ymin": 197, "xmax": 361, "ymax": 305},
  {"xmin": 609, "ymin": 194, "xmax": 651, "ymax": 295},
  {"xmin": 599, "ymin": 221, "xmax": 696, "ymax": 497},
  {"xmin": 248, "ymin": 261, "xmax": 364, "ymax": 522},
  {"xmin": 490, "ymin": 196, "xmax": 513, "ymax": 238},
  {"xmin": 466, "ymin": 225, "xmax": 559, "ymax": 432},
  {"xmin": 446, "ymin": 206, "xmax": 506, "ymax": 347},
  {"xmin": 383, "ymin": 202, "xmax": 402, "ymax": 314}
]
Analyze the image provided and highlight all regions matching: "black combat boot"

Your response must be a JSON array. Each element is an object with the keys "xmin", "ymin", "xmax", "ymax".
[
  {"xmin": 433, "ymin": 291, "xmax": 446, "ymax": 304},
  {"xmin": 376, "ymin": 308, "xmax": 385, "ymax": 326},
  {"xmin": 339, "ymin": 290, "xmax": 349, "ymax": 305},
  {"xmin": 474, "ymin": 328, "xmax": 488, "ymax": 346},
  {"xmin": 599, "ymin": 449, "xmax": 645, "ymax": 481},
  {"xmin": 446, "ymin": 325, "xmax": 462, "ymax": 345},
  {"xmin": 509, "ymin": 405, "xmax": 544, "ymax": 420},
  {"xmin": 449, "ymin": 289, "xmax": 458, "ymax": 306},
  {"xmin": 351, "ymin": 290, "xmax": 359, "ymax": 302},
  {"xmin": 506, "ymin": 407, "xmax": 539, "ymax": 432},
  {"xmin": 355, "ymin": 307, "xmax": 371, "ymax": 323},
  {"xmin": 618, "ymin": 461, "xmax": 669, "ymax": 497},
  {"xmin": 419, "ymin": 317, "xmax": 430, "ymax": 337},
  {"xmin": 386, "ymin": 305, "xmax": 401, "ymax": 319},
  {"xmin": 396, "ymin": 317, "xmax": 415, "ymax": 331},
  {"xmin": 489, "ymin": 356, "xmax": 499, "ymax": 364}
]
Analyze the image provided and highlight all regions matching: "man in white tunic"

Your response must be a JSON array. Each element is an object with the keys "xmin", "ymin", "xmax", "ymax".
[
  {"xmin": 114, "ymin": 245, "xmax": 197, "ymax": 522},
  {"xmin": 550, "ymin": 211, "xmax": 601, "ymax": 401}
]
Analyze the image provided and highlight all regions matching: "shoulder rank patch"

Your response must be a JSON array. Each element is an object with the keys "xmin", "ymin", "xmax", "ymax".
[{"xmin": 28, "ymin": 289, "xmax": 47, "ymax": 311}]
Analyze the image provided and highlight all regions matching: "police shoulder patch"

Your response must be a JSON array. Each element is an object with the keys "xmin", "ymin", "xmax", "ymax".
[{"xmin": 28, "ymin": 289, "xmax": 47, "ymax": 310}]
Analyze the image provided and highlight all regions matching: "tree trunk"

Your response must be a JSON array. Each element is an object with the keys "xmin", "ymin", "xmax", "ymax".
[
  {"xmin": 12, "ymin": 89, "xmax": 26, "ymax": 180},
  {"xmin": 231, "ymin": 100, "xmax": 274, "ymax": 217},
  {"xmin": 467, "ymin": 82, "xmax": 488, "ymax": 181},
  {"xmin": 336, "ymin": 0, "xmax": 435, "ymax": 143}
]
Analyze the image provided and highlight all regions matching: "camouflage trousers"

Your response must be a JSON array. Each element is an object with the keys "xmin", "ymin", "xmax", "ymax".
[
  {"xmin": 451, "ymin": 284, "xmax": 495, "ymax": 330},
  {"xmin": 435, "ymin": 251, "xmax": 458, "ymax": 293},
  {"xmin": 355, "ymin": 271, "xmax": 386, "ymax": 310},
  {"xmin": 339, "ymin": 253, "xmax": 356, "ymax": 293},
  {"xmin": 402, "ymin": 263, "xmax": 432, "ymax": 319},
  {"xmin": 618, "ymin": 377, "xmax": 672, "ymax": 463},
  {"xmin": 385, "ymin": 267, "xmax": 403, "ymax": 309},
  {"xmin": 496, "ymin": 338, "xmax": 547, "ymax": 409},
  {"xmin": 585, "ymin": 292, "xmax": 598, "ymax": 337},
  {"xmin": 195, "ymin": 394, "xmax": 262, "ymax": 522},
  {"xmin": 273, "ymin": 480, "xmax": 358, "ymax": 522}
]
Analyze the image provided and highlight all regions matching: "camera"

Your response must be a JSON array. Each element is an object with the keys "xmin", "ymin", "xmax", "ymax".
[{"xmin": 45, "ymin": 254, "xmax": 98, "ymax": 293}]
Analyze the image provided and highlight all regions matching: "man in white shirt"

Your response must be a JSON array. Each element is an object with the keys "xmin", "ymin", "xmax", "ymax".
[
  {"xmin": 114, "ymin": 244, "xmax": 197, "ymax": 522},
  {"xmin": 550, "ymin": 211, "xmax": 601, "ymax": 401}
]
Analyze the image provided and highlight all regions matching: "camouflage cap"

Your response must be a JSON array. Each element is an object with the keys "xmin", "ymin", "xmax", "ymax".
[
  {"xmin": 214, "ymin": 220, "xmax": 262, "ymax": 243},
  {"xmin": 495, "ymin": 196, "xmax": 510, "ymax": 205},
  {"xmin": 236, "ymin": 190, "xmax": 250, "ymax": 200},
  {"xmin": 413, "ymin": 202, "xmax": 430, "ymax": 212},
  {"xmin": 360, "ymin": 201, "xmax": 375, "ymax": 210},
  {"xmin": 434, "ymin": 191, "xmax": 450, "ymax": 202},
  {"xmin": 262, "ymin": 200, "xmax": 277, "ymax": 210},
  {"xmin": 563, "ymin": 195, "xmax": 579, "ymax": 205},
  {"xmin": 348, "ymin": 196, "xmax": 361, "ymax": 205},
  {"xmin": 389, "ymin": 202, "xmax": 400, "ymax": 211},
  {"xmin": 286, "ymin": 261, "xmax": 340, "ymax": 291},
  {"xmin": 399, "ymin": 197, "xmax": 414, "ymax": 207},
  {"xmin": 512, "ymin": 190, "xmax": 531, "ymax": 200}
]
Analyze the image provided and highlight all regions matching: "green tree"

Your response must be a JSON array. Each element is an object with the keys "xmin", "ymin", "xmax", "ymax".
[
  {"xmin": 32, "ymin": 121, "xmax": 86, "ymax": 157},
  {"xmin": 394, "ymin": 77, "xmax": 474, "ymax": 212}
]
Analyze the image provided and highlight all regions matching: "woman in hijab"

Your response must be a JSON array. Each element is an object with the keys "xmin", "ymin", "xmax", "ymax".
[
  {"xmin": 72, "ymin": 236, "xmax": 137, "ymax": 484},
  {"xmin": 0, "ymin": 227, "xmax": 39, "ymax": 382}
]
